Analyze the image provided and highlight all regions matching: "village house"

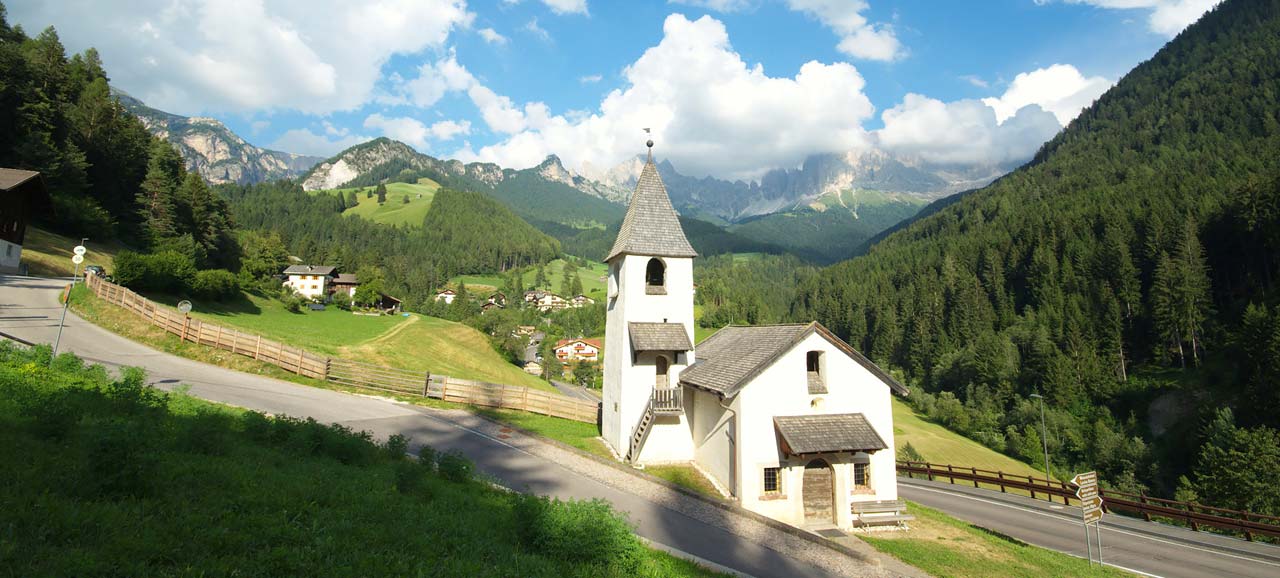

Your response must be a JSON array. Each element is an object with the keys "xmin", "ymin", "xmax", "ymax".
[
  {"xmin": 523, "ymin": 360, "xmax": 543, "ymax": 375},
  {"xmin": 488, "ymin": 292, "xmax": 507, "ymax": 307},
  {"xmin": 602, "ymin": 143, "xmax": 909, "ymax": 531},
  {"xmin": 554, "ymin": 338, "xmax": 602, "ymax": 363},
  {"xmin": 435, "ymin": 289, "xmax": 457, "ymax": 304},
  {"xmin": 282, "ymin": 265, "xmax": 337, "ymax": 300},
  {"xmin": 571, "ymin": 294, "xmax": 596, "ymax": 307},
  {"xmin": 330, "ymin": 273, "xmax": 360, "ymax": 302},
  {"xmin": 515, "ymin": 325, "xmax": 537, "ymax": 336},
  {"xmin": 481, "ymin": 301, "xmax": 504, "ymax": 314},
  {"xmin": 0, "ymin": 169, "xmax": 49, "ymax": 274}
]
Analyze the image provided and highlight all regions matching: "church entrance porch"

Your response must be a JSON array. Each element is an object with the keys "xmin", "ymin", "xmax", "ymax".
[{"xmin": 803, "ymin": 459, "xmax": 835, "ymax": 524}]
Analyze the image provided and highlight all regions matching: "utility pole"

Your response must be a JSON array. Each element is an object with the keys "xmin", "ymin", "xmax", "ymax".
[{"xmin": 1030, "ymin": 392, "xmax": 1051, "ymax": 480}]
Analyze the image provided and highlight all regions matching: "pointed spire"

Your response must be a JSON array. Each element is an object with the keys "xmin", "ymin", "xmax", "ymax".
[{"xmin": 605, "ymin": 141, "xmax": 696, "ymax": 262}]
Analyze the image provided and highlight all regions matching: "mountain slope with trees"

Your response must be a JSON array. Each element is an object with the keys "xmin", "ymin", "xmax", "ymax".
[{"xmin": 793, "ymin": 0, "xmax": 1280, "ymax": 510}]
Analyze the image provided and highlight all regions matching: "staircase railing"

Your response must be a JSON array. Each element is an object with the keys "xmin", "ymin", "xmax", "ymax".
[{"xmin": 653, "ymin": 386, "xmax": 682, "ymax": 413}]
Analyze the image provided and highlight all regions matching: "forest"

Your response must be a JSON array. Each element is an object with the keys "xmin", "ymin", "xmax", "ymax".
[{"xmin": 791, "ymin": 0, "xmax": 1280, "ymax": 513}]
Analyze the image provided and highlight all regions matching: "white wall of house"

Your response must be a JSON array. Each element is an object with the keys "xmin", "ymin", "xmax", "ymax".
[
  {"xmin": 728, "ymin": 332, "xmax": 897, "ymax": 529},
  {"xmin": 0, "ymin": 238, "xmax": 20, "ymax": 271},
  {"xmin": 284, "ymin": 274, "xmax": 329, "ymax": 300},
  {"xmin": 602, "ymin": 254, "xmax": 695, "ymax": 458},
  {"xmin": 689, "ymin": 387, "xmax": 737, "ymax": 492}
]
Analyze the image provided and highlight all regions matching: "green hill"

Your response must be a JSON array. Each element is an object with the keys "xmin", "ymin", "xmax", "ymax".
[
  {"xmin": 312, "ymin": 179, "xmax": 440, "ymax": 227},
  {"xmin": 794, "ymin": 0, "xmax": 1280, "ymax": 507}
]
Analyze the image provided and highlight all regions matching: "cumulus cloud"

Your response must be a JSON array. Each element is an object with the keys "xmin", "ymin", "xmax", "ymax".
[
  {"xmin": 478, "ymin": 28, "xmax": 509, "ymax": 45},
  {"xmin": 447, "ymin": 14, "xmax": 875, "ymax": 181},
  {"xmin": 668, "ymin": 0, "xmax": 756, "ymax": 11},
  {"xmin": 7, "ymin": 0, "xmax": 473, "ymax": 115},
  {"xmin": 429, "ymin": 119, "xmax": 473, "ymax": 140},
  {"xmin": 524, "ymin": 18, "xmax": 552, "ymax": 42},
  {"xmin": 981, "ymin": 64, "xmax": 1111, "ymax": 126},
  {"xmin": 270, "ymin": 128, "xmax": 370, "ymax": 157},
  {"xmin": 876, "ymin": 94, "xmax": 1061, "ymax": 165},
  {"xmin": 579, "ymin": 74, "xmax": 603, "ymax": 84},
  {"xmin": 1042, "ymin": 0, "xmax": 1219, "ymax": 36},
  {"xmin": 785, "ymin": 0, "xmax": 903, "ymax": 61},
  {"xmin": 362, "ymin": 114, "xmax": 471, "ymax": 150},
  {"xmin": 541, "ymin": 0, "xmax": 589, "ymax": 15}
]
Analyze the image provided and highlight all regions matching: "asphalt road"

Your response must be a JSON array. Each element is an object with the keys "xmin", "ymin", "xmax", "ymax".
[
  {"xmin": 0, "ymin": 275, "xmax": 865, "ymax": 578},
  {"xmin": 551, "ymin": 378, "xmax": 602, "ymax": 401},
  {"xmin": 900, "ymin": 478, "xmax": 1280, "ymax": 578}
]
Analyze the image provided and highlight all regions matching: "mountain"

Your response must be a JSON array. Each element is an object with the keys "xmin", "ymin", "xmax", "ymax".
[
  {"xmin": 727, "ymin": 189, "xmax": 926, "ymax": 264},
  {"xmin": 792, "ymin": 0, "xmax": 1280, "ymax": 507},
  {"xmin": 115, "ymin": 91, "xmax": 322, "ymax": 185}
]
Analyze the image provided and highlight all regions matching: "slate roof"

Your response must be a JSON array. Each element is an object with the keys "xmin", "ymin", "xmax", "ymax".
[
  {"xmin": 605, "ymin": 160, "xmax": 697, "ymax": 262},
  {"xmin": 774, "ymin": 413, "xmax": 888, "ymax": 455},
  {"xmin": 0, "ymin": 168, "xmax": 40, "ymax": 190},
  {"xmin": 680, "ymin": 321, "xmax": 909, "ymax": 398},
  {"xmin": 283, "ymin": 265, "xmax": 336, "ymax": 276},
  {"xmin": 629, "ymin": 322, "xmax": 693, "ymax": 352},
  {"xmin": 332, "ymin": 273, "xmax": 359, "ymax": 285},
  {"xmin": 555, "ymin": 338, "xmax": 603, "ymax": 350}
]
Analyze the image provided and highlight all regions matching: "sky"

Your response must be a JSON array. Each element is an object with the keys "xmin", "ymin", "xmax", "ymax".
[{"xmin": 10, "ymin": 0, "xmax": 1220, "ymax": 181}]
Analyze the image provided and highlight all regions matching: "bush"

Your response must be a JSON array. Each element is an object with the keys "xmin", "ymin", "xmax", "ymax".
[
  {"xmin": 241, "ymin": 410, "xmax": 272, "ymax": 442},
  {"xmin": 383, "ymin": 434, "xmax": 410, "ymax": 460},
  {"xmin": 393, "ymin": 461, "xmax": 427, "ymax": 495},
  {"xmin": 190, "ymin": 269, "xmax": 240, "ymax": 301},
  {"xmin": 417, "ymin": 444, "xmax": 437, "ymax": 471},
  {"xmin": 282, "ymin": 294, "xmax": 303, "ymax": 313},
  {"xmin": 22, "ymin": 388, "xmax": 89, "ymax": 441},
  {"xmin": 512, "ymin": 495, "xmax": 642, "ymax": 570},
  {"xmin": 112, "ymin": 250, "xmax": 197, "ymax": 293},
  {"xmin": 176, "ymin": 409, "xmax": 234, "ymax": 455},
  {"xmin": 105, "ymin": 367, "xmax": 168, "ymax": 417},
  {"xmin": 437, "ymin": 449, "xmax": 474, "ymax": 483},
  {"xmin": 86, "ymin": 421, "xmax": 158, "ymax": 498}
]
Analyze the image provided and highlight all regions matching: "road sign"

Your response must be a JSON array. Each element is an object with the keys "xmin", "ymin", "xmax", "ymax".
[
  {"xmin": 1073, "ymin": 470, "xmax": 1105, "ymax": 566},
  {"xmin": 1071, "ymin": 471, "xmax": 1098, "ymax": 492},
  {"xmin": 73, "ymin": 245, "xmax": 86, "ymax": 256},
  {"xmin": 177, "ymin": 300, "xmax": 193, "ymax": 314},
  {"xmin": 71, "ymin": 254, "xmax": 84, "ymax": 265}
]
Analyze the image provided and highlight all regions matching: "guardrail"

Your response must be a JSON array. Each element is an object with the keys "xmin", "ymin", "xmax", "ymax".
[
  {"xmin": 82, "ymin": 274, "xmax": 601, "ymax": 424},
  {"xmin": 897, "ymin": 460, "xmax": 1280, "ymax": 541}
]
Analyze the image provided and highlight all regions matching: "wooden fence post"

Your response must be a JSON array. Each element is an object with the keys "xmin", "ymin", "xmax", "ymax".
[
  {"xmin": 1029, "ymin": 475, "xmax": 1037, "ymax": 500},
  {"xmin": 254, "ymin": 335, "xmax": 262, "ymax": 360},
  {"xmin": 181, "ymin": 315, "xmax": 190, "ymax": 344},
  {"xmin": 323, "ymin": 358, "xmax": 331, "ymax": 382},
  {"xmin": 971, "ymin": 467, "xmax": 979, "ymax": 488},
  {"xmin": 998, "ymin": 471, "xmax": 1006, "ymax": 493},
  {"xmin": 422, "ymin": 372, "xmax": 430, "ymax": 397}
]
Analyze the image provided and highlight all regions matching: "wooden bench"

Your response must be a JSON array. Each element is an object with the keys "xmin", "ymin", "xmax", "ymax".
[{"xmin": 850, "ymin": 499, "xmax": 914, "ymax": 527}]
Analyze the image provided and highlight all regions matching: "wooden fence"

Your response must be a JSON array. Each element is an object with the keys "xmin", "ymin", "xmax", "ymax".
[
  {"xmin": 83, "ymin": 274, "xmax": 601, "ymax": 424},
  {"xmin": 897, "ymin": 460, "xmax": 1280, "ymax": 541}
]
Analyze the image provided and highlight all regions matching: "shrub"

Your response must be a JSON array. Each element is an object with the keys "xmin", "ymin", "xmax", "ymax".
[
  {"xmin": 241, "ymin": 410, "xmax": 272, "ymax": 442},
  {"xmin": 437, "ymin": 449, "xmax": 474, "ymax": 483},
  {"xmin": 112, "ymin": 250, "xmax": 197, "ymax": 293},
  {"xmin": 417, "ymin": 444, "xmax": 437, "ymax": 471},
  {"xmin": 512, "ymin": 495, "xmax": 642, "ymax": 570},
  {"xmin": 112, "ymin": 250, "xmax": 148, "ymax": 287},
  {"xmin": 282, "ymin": 294, "xmax": 303, "ymax": 313},
  {"xmin": 85, "ymin": 421, "xmax": 158, "ymax": 498},
  {"xmin": 105, "ymin": 367, "xmax": 169, "ymax": 417},
  {"xmin": 22, "ymin": 389, "xmax": 89, "ymax": 441},
  {"xmin": 383, "ymin": 434, "xmax": 410, "ymax": 460},
  {"xmin": 176, "ymin": 409, "xmax": 234, "ymax": 455},
  {"xmin": 393, "ymin": 461, "xmax": 426, "ymax": 494},
  {"xmin": 190, "ymin": 269, "xmax": 240, "ymax": 301}
]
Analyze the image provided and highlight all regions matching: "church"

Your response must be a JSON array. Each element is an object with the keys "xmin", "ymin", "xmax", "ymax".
[{"xmin": 602, "ymin": 141, "xmax": 909, "ymax": 530}]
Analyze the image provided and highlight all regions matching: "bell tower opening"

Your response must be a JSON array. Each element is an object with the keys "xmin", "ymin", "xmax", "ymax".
[{"xmin": 645, "ymin": 258, "xmax": 666, "ymax": 295}]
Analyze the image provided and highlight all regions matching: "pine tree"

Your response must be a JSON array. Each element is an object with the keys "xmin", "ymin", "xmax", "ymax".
[
  {"xmin": 1151, "ymin": 251, "xmax": 1184, "ymax": 367},
  {"xmin": 375, "ymin": 183, "xmax": 387, "ymax": 204},
  {"xmin": 1175, "ymin": 216, "xmax": 1212, "ymax": 366},
  {"xmin": 135, "ymin": 141, "xmax": 183, "ymax": 244}
]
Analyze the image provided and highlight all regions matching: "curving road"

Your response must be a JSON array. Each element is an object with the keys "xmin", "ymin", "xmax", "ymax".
[{"xmin": 0, "ymin": 275, "xmax": 907, "ymax": 578}]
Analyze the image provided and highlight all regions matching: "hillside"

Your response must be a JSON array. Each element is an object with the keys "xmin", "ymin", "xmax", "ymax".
[
  {"xmin": 311, "ymin": 179, "xmax": 441, "ymax": 227},
  {"xmin": 729, "ymin": 190, "xmax": 925, "ymax": 264},
  {"xmin": 20, "ymin": 227, "xmax": 127, "ymax": 277},
  {"xmin": 794, "ymin": 0, "xmax": 1280, "ymax": 508},
  {"xmin": 116, "ymin": 91, "xmax": 321, "ymax": 185}
]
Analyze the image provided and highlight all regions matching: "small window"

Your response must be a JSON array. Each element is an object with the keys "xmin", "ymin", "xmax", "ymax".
[
  {"xmin": 763, "ymin": 467, "xmax": 782, "ymax": 494},
  {"xmin": 645, "ymin": 258, "xmax": 666, "ymax": 295},
  {"xmin": 806, "ymin": 351, "xmax": 826, "ymax": 394},
  {"xmin": 854, "ymin": 463, "xmax": 870, "ymax": 488},
  {"xmin": 655, "ymin": 355, "xmax": 670, "ymax": 389}
]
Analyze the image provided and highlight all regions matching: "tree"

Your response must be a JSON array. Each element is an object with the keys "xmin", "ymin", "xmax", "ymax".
[
  {"xmin": 365, "ymin": 188, "xmax": 373, "ymax": 199},
  {"xmin": 135, "ymin": 140, "xmax": 183, "ymax": 244},
  {"xmin": 1174, "ymin": 217, "xmax": 1211, "ymax": 366},
  {"xmin": 401, "ymin": 194, "xmax": 409, "ymax": 204},
  {"xmin": 375, "ymin": 183, "xmax": 387, "ymax": 204}
]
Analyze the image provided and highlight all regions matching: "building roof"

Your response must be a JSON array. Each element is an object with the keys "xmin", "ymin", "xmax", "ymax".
[
  {"xmin": 605, "ymin": 159, "xmax": 697, "ymax": 262},
  {"xmin": 332, "ymin": 273, "xmax": 359, "ymax": 284},
  {"xmin": 680, "ymin": 321, "xmax": 908, "ymax": 398},
  {"xmin": 283, "ymin": 265, "xmax": 336, "ymax": 276},
  {"xmin": 774, "ymin": 413, "xmax": 888, "ymax": 455},
  {"xmin": 555, "ymin": 338, "xmax": 603, "ymax": 350},
  {"xmin": 438, "ymin": 289, "xmax": 456, "ymax": 295},
  {"xmin": 0, "ymin": 168, "xmax": 40, "ymax": 190},
  {"xmin": 629, "ymin": 322, "xmax": 693, "ymax": 352}
]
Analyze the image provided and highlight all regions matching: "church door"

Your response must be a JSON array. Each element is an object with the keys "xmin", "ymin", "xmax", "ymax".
[{"xmin": 803, "ymin": 459, "xmax": 835, "ymax": 524}]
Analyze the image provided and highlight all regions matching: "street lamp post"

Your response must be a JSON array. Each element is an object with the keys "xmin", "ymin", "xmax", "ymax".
[{"xmin": 1030, "ymin": 393, "xmax": 1051, "ymax": 480}]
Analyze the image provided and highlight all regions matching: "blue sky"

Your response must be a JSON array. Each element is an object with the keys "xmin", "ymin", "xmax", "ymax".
[{"xmin": 10, "ymin": 0, "xmax": 1218, "ymax": 180}]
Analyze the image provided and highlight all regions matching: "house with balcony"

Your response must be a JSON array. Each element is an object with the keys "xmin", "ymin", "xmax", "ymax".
[
  {"xmin": 601, "ymin": 142, "xmax": 909, "ymax": 531},
  {"xmin": 554, "ymin": 338, "xmax": 602, "ymax": 362},
  {"xmin": 283, "ymin": 265, "xmax": 337, "ymax": 300}
]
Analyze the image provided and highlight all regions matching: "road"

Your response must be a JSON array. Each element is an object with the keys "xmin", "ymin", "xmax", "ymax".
[
  {"xmin": 0, "ymin": 275, "xmax": 889, "ymax": 578},
  {"xmin": 551, "ymin": 378, "xmax": 601, "ymax": 401},
  {"xmin": 900, "ymin": 477, "xmax": 1280, "ymax": 578}
]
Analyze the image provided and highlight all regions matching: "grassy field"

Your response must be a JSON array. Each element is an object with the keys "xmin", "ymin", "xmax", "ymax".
[
  {"xmin": 179, "ymin": 291, "xmax": 405, "ymax": 356},
  {"xmin": 891, "ymin": 398, "xmax": 1048, "ymax": 479},
  {"xmin": 20, "ymin": 227, "xmax": 128, "ymax": 277},
  {"xmin": 313, "ymin": 179, "xmax": 440, "ymax": 227},
  {"xmin": 0, "ymin": 345, "xmax": 727, "ymax": 578},
  {"xmin": 452, "ymin": 257, "xmax": 609, "ymax": 301},
  {"xmin": 862, "ymin": 501, "xmax": 1128, "ymax": 578},
  {"xmin": 644, "ymin": 465, "xmax": 724, "ymax": 500}
]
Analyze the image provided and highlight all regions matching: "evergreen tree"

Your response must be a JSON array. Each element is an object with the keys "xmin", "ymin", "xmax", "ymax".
[
  {"xmin": 375, "ymin": 183, "xmax": 387, "ymax": 204},
  {"xmin": 1175, "ymin": 217, "xmax": 1212, "ymax": 366},
  {"xmin": 136, "ymin": 140, "xmax": 183, "ymax": 244}
]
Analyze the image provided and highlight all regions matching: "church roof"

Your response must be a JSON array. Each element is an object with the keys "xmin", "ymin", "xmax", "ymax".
[
  {"xmin": 629, "ymin": 322, "xmax": 693, "ymax": 352},
  {"xmin": 605, "ymin": 160, "xmax": 697, "ymax": 262},
  {"xmin": 680, "ymin": 322, "xmax": 908, "ymax": 398},
  {"xmin": 774, "ymin": 413, "xmax": 888, "ymax": 455}
]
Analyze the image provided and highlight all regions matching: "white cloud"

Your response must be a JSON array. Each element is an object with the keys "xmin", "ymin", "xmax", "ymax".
[
  {"xmin": 250, "ymin": 120, "xmax": 270, "ymax": 134},
  {"xmin": 668, "ymin": 0, "xmax": 756, "ymax": 11},
  {"xmin": 270, "ymin": 128, "xmax": 370, "ymax": 157},
  {"xmin": 450, "ymin": 14, "xmax": 875, "ymax": 181},
  {"xmin": 876, "ymin": 94, "xmax": 1062, "ymax": 165},
  {"xmin": 7, "ymin": 0, "xmax": 474, "ymax": 115},
  {"xmin": 403, "ymin": 52, "xmax": 474, "ymax": 108},
  {"xmin": 960, "ymin": 74, "xmax": 989, "ymax": 89},
  {"xmin": 478, "ymin": 28, "xmax": 509, "ymax": 45},
  {"xmin": 1044, "ymin": 0, "xmax": 1219, "ymax": 36},
  {"xmin": 364, "ymin": 114, "xmax": 433, "ymax": 149},
  {"xmin": 429, "ymin": 119, "xmax": 472, "ymax": 140},
  {"xmin": 981, "ymin": 64, "xmax": 1111, "ymax": 126},
  {"xmin": 541, "ymin": 0, "xmax": 588, "ymax": 15},
  {"xmin": 786, "ymin": 0, "xmax": 903, "ymax": 61},
  {"xmin": 524, "ymin": 18, "xmax": 552, "ymax": 42},
  {"xmin": 579, "ymin": 74, "xmax": 603, "ymax": 84}
]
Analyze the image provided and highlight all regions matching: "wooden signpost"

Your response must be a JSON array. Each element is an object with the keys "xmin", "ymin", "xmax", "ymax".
[{"xmin": 1073, "ymin": 470, "xmax": 1104, "ymax": 566}]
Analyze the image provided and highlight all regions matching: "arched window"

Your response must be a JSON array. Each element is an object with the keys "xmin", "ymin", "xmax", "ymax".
[
  {"xmin": 645, "ymin": 258, "xmax": 666, "ymax": 295},
  {"xmin": 655, "ymin": 355, "xmax": 670, "ymax": 389},
  {"xmin": 806, "ymin": 351, "xmax": 826, "ymax": 394}
]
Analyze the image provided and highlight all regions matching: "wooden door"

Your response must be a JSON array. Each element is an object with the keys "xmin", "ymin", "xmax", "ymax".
[{"xmin": 803, "ymin": 459, "xmax": 834, "ymax": 524}]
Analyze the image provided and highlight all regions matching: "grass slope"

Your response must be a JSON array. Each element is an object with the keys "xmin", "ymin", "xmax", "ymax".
[
  {"xmin": 452, "ymin": 257, "xmax": 609, "ymax": 301},
  {"xmin": 892, "ymin": 398, "xmax": 1047, "ymax": 479},
  {"xmin": 20, "ymin": 227, "xmax": 128, "ymax": 277},
  {"xmin": 0, "ymin": 345, "xmax": 724, "ymax": 578},
  {"xmin": 313, "ymin": 179, "xmax": 440, "ymax": 227}
]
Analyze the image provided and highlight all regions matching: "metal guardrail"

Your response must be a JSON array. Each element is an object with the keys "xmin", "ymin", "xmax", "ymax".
[{"xmin": 897, "ymin": 460, "xmax": 1280, "ymax": 541}]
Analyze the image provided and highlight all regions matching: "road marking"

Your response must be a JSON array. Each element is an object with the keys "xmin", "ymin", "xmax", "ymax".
[{"xmin": 903, "ymin": 482, "xmax": 1280, "ymax": 572}]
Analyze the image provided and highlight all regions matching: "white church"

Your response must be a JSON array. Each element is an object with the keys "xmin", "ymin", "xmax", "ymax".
[{"xmin": 602, "ymin": 142, "xmax": 910, "ymax": 530}]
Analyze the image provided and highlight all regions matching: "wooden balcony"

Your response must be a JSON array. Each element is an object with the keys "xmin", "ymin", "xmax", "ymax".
[{"xmin": 653, "ymin": 386, "xmax": 683, "ymax": 414}]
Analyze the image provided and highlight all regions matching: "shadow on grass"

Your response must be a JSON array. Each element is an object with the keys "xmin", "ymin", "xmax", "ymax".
[{"xmin": 967, "ymin": 523, "xmax": 1030, "ymax": 547}]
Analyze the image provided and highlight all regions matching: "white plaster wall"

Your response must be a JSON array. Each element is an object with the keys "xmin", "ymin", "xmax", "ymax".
[
  {"xmin": 0, "ymin": 239, "xmax": 20, "ymax": 271},
  {"xmin": 283, "ymin": 275, "xmax": 328, "ymax": 300},
  {"xmin": 602, "ymin": 254, "xmax": 696, "ymax": 457},
  {"xmin": 690, "ymin": 387, "xmax": 736, "ymax": 493},
  {"xmin": 733, "ymin": 332, "xmax": 897, "ymax": 528}
]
